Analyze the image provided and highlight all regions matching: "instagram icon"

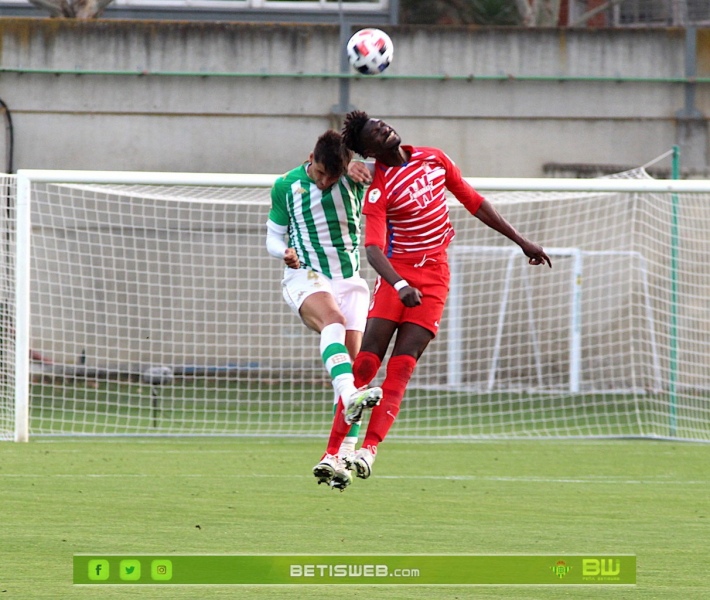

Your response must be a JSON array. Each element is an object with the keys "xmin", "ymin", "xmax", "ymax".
[{"xmin": 151, "ymin": 559, "xmax": 173, "ymax": 581}]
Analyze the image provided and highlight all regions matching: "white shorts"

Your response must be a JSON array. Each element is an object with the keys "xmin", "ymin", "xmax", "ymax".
[{"xmin": 282, "ymin": 268, "xmax": 370, "ymax": 333}]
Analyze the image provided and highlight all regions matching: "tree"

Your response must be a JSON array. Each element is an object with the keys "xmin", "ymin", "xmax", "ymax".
[{"xmin": 27, "ymin": 0, "xmax": 114, "ymax": 18}]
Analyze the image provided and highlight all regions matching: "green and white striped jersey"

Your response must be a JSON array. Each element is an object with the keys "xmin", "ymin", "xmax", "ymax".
[{"xmin": 268, "ymin": 163, "xmax": 365, "ymax": 280}]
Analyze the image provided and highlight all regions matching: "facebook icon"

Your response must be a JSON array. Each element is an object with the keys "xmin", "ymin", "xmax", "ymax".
[{"xmin": 88, "ymin": 559, "xmax": 110, "ymax": 581}]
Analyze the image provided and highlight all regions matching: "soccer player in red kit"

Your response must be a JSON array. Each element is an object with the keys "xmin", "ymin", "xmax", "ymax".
[{"xmin": 320, "ymin": 110, "xmax": 552, "ymax": 482}]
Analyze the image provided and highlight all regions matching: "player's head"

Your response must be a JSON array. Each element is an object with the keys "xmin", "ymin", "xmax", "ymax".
[
  {"xmin": 308, "ymin": 130, "xmax": 352, "ymax": 190},
  {"xmin": 342, "ymin": 110, "xmax": 401, "ymax": 160}
]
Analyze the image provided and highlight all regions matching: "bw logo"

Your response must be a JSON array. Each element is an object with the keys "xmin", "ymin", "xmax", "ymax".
[{"xmin": 583, "ymin": 558, "xmax": 621, "ymax": 577}]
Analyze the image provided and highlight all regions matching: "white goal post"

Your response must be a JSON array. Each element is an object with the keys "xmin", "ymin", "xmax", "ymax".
[{"xmin": 5, "ymin": 168, "xmax": 710, "ymax": 442}]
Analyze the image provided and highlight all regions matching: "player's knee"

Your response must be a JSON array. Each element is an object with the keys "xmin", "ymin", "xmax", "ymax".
[
  {"xmin": 353, "ymin": 351, "xmax": 381, "ymax": 387},
  {"xmin": 308, "ymin": 311, "xmax": 346, "ymax": 333},
  {"xmin": 325, "ymin": 311, "xmax": 347, "ymax": 328}
]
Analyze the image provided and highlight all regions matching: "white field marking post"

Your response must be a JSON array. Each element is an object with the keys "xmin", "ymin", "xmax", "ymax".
[
  {"xmin": 447, "ymin": 246, "xmax": 660, "ymax": 394},
  {"xmin": 12, "ymin": 169, "xmax": 276, "ymax": 442},
  {"xmin": 447, "ymin": 246, "xmax": 581, "ymax": 393}
]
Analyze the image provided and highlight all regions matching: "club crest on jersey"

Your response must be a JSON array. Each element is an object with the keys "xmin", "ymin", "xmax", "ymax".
[
  {"xmin": 407, "ymin": 176, "xmax": 434, "ymax": 209},
  {"xmin": 368, "ymin": 188, "xmax": 382, "ymax": 203}
]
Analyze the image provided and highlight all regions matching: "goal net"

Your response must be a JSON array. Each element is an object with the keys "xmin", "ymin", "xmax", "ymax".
[
  {"xmin": 0, "ymin": 175, "xmax": 16, "ymax": 440},
  {"xmin": 4, "ymin": 169, "xmax": 710, "ymax": 441}
]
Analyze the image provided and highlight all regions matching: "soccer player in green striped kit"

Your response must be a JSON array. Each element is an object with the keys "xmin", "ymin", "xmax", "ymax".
[{"xmin": 266, "ymin": 130, "xmax": 382, "ymax": 490}]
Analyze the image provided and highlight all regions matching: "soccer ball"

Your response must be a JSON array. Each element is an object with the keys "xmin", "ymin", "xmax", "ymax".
[{"xmin": 346, "ymin": 28, "xmax": 394, "ymax": 76}]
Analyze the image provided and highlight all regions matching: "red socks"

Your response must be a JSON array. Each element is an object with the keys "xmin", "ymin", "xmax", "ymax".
[
  {"xmin": 363, "ymin": 354, "xmax": 416, "ymax": 449},
  {"xmin": 325, "ymin": 353, "xmax": 416, "ymax": 456},
  {"xmin": 353, "ymin": 351, "xmax": 381, "ymax": 388},
  {"xmin": 325, "ymin": 397, "xmax": 351, "ymax": 456},
  {"xmin": 324, "ymin": 351, "xmax": 381, "ymax": 456}
]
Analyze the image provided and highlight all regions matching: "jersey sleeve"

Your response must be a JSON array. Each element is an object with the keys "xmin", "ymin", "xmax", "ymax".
[
  {"xmin": 362, "ymin": 169, "xmax": 388, "ymax": 250},
  {"xmin": 265, "ymin": 219, "xmax": 288, "ymax": 259},
  {"xmin": 439, "ymin": 150, "xmax": 485, "ymax": 215},
  {"xmin": 268, "ymin": 177, "xmax": 290, "ymax": 227}
]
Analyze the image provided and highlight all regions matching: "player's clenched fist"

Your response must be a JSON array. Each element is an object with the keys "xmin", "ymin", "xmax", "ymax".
[
  {"xmin": 284, "ymin": 248, "xmax": 300, "ymax": 269},
  {"xmin": 398, "ymin": 285, "xmax": 422, "ymax": 307}
]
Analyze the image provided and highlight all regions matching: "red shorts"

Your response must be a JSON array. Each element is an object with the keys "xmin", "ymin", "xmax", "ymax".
[{"xmin": 367, "ymin": 254, "xmax": 450, "ymax": 336}]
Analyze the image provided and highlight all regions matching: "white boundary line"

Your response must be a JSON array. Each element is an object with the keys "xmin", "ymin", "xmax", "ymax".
[{"xmin": 0, "ymin": 473, "xmax": 706, "ymax": 484}]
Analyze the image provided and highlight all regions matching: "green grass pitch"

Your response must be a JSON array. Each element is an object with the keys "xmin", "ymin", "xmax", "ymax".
[{"xmin": 1, "ymin": 437, "xmax": 709, "ymax": 598}]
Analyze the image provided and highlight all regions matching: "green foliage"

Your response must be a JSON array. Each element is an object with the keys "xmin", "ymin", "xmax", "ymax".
[{"xmin": 469, "ymin": 0, "xmax": 522, "ymax": 24}]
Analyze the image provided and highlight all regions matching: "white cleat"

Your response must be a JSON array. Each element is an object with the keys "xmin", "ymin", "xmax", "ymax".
[
  {"xmin": 313, "ymin": 454, "xmax": 352, "ymax": 491},
  {"xmin": 345, "ymin": 447, "xmax": 375, "ymax": 480},
  {"xmin": 313, "ymin": 454, "xmax": 338, "ymax": 485},
  {"xmin": 344, "ymin": 386, "xmax": 383, "ymax": 425},
  {"xmin": 330, "ymin": 466, "xmax": 352, "ymax": 491}
]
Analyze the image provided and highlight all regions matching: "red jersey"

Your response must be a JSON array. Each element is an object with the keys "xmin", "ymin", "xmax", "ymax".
[{"xmin": 363, "ymin": 146, "xmax": 485, "ymax": 261}]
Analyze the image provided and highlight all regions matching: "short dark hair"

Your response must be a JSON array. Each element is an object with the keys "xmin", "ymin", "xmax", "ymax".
[
  {"xmin": 313, "ymin": 130, "xmax": 352, "ymax": 177},
  {"xmin": 341, "ymin": 110, "xmax": 370, "ymax": 157}
]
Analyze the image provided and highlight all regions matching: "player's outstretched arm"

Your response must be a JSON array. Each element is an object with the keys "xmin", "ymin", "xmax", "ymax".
[{"xmin": 473, "ymin": 199, "xmax": 552, "ymax": 268}]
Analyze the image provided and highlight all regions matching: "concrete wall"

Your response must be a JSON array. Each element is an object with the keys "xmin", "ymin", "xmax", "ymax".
[{"xmin": 0, "ymin": 19, "xmax": 709, "ymax": 177}]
